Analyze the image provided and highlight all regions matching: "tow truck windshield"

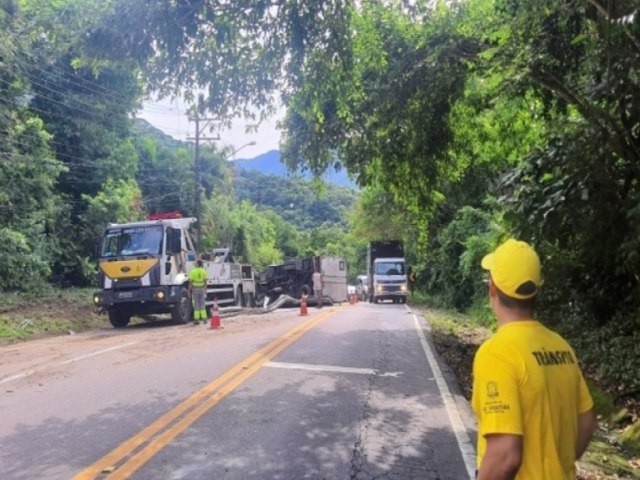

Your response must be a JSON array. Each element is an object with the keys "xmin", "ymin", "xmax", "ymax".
[{"xmin": 101, "ymin": 226, "xmax": 163, "ymax": 257}]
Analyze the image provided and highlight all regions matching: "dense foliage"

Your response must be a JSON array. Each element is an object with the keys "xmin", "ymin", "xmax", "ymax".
[
  {"xmin": 232, "ymin": 168, "xmax": 357, "ymax": 230},
  {"xmin": 0, "ymin": 0, "xmax": 360, "ymax": 289}
]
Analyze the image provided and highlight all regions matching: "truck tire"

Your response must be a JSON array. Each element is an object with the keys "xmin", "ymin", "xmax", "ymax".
[
  {"xmin": 109, "ymin": 309, "xmax": 130, "ymax": 328},
  {"xmin": 171, "ymin": 287, "xmax": 192, "ymax": 324},
  {"xmin": 235, "ymin": 287, "xmax": 244, "ymax": 307}
]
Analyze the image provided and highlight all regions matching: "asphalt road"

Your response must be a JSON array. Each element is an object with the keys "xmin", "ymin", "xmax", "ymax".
[{"xmin": 0, "ymin": 302, "xmax": 477, "ymax": 480}]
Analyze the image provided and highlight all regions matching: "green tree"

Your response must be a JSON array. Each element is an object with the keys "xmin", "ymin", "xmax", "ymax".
[
  {"xmin": 0, "ymin": 0, "xmax": 24, "ymax": 133},
  {"xmin": 88, "ymin": 0, "xmax": 354, "ymax": 122},
  {"xmin": 201, "ymin": 193, "xmax": 235, "ymax": 251},
  {"xmin": 73, "ymin": 178, "xmax": 144, "ymax": 283},
  {"xmin": 135, "ymin": 136, "xmax": 196, "ymax": 215},
  {"xmin": 424, "ymin": 206, "xmax": 500, "ymax": 310},
  {"xmin": 80, "ymin": 178, "xmax": 144, "ymax": 244},
  {"xmin": 281, "ymin": 2, "xmax": 479, "ymax": 214},
  {"xmin": 0, "ymin": 114, "xmax": 66, "ymax": 290},
  {"xmin": 0, "ymin": 1, "xmax": 68, "ymax": 290},
  {"xmin": 261, "ymin": 209, "xmax": 304, "ymax": 260},
  {"xmin": 233, "ymin": 169, "xmax": 357, "ymax": 230},
  {"xmin": 480, "ymin": 0, "xmax": 640, "ymax": 325},
  {"xmin": 229, "ymin": 201, "xmax": 283, "ymax": 270},
  {"xmin": 13, "ymin": 0, "xmax": 145, "ymax": 284}
]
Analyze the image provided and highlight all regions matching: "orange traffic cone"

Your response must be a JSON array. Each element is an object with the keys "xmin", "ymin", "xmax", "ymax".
[
  {"xmin": 209, "ymin": 298, "xmax": 222, "ymax": 329},
  {"xmin": 299, "ymin": 293, "xmax": 308, "ymax": 316}
]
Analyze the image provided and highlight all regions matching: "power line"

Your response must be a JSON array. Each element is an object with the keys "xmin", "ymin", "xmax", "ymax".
[
  {"xmin": 0, "ymin": 76, "xmax": 190, "ymax": 140},
  {"xmin": 0, "ymin": 77, "xmax": 121, "ymax": 125},
  {"xmin": 0, "ymin": 28, "xmax": 182, "ymax": 114},
  {"xmin": 0, "ymin": 54, "xmax": 191, "ymax": 146},
  {"xmin": 33, "ymin": 59, "xmax": 187, "ymax": 116},
  {"xmin": 0, "ymin": 45, "xmax": 210, "ymax": 211},
  {"xmin": 0, "ymin": 96, "xmax": 105, "ymax": 131},
  {"xmin": 19, "ymin": 71, "xmax": 117, "ymax": 115},
  {"xmin": 1, "ymin": 32, "xmax": 188, "ymax": 119}
]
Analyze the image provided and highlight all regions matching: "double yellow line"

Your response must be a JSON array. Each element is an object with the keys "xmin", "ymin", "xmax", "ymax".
[{"xmin": 73, "ymin": 308, "xmax": 339, "ymax": 480}]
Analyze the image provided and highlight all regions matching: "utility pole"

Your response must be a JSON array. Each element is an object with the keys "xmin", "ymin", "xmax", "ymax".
[{"xmin": 187, "ymin": 113, "xmax": 219, "ymax": 246}]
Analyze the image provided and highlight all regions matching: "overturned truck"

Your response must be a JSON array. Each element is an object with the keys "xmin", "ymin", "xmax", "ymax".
[{"xmin": 258, "ymin": 256, "xmax": 348, "ymax": 306}]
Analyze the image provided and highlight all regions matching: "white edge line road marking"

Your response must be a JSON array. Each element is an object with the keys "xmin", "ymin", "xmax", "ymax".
[
  {"xmin": 266, "ymin": 361, "xmax": 377, "ymax": 376},
  {"xmin": 57, "ymin": 342, "xmax": 138, "ymax": 366},
  {"xmin": 0, "ymin": 341, "xmax": 138, "ymax": 385},
  {"xmin": 0, "ymin": 369, "xmax": 37, "ymax": 385},
  {"xmin": 266, "ymin": 361, "xmax": 403, "ymax": 378},
  {"xmin": 408, "ymin": 306, "xmax": 477, "ymax": 480}
]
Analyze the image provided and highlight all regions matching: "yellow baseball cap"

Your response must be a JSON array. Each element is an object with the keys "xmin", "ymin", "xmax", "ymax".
[{"xmin": 481, "ymin": 239, "xmax": 542, "ymax": 299}]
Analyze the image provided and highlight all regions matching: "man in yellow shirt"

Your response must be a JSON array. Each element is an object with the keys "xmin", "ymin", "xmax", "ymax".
[
  {"xmin": 188, "ymin": 259, "xmax": 208, "ymax": 325},
  {"xmin": 473, "ymin": 239, "xmax": 598, "ymax": 479}
]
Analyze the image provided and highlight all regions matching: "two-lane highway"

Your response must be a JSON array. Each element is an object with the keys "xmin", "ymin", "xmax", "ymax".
[{"xmin": 0, "ymin": 303, "xmax": 476, "ymax": 479}]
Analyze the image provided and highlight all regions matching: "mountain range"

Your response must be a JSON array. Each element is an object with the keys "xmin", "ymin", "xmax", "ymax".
[
  {"xmin": 135, "ymin": 119, "xmax": 357, "ymax": 189},
  {"xmin": 233, "ymin": 150, "xmax": 357, "ymax": 189}
]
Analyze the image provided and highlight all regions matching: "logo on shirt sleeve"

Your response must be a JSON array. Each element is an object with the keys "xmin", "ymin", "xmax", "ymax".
[
  {"xmin": 487, "ymin": 381, "xmax": 499, "ymax": 398},
  {"xmin": 482, "ymin": 381, "xmax": 511, "ymax": 414}
]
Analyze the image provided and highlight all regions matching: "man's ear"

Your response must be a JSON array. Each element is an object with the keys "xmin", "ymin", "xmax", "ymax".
[{"xmin": 488, "ymin": 278, "xmax": 497, "ymax": 298}]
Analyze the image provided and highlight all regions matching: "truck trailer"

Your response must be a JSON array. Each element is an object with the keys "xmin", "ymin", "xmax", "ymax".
[{"xmin": 367, "ymin": 240, "xmax": 408, "ymax": 303}]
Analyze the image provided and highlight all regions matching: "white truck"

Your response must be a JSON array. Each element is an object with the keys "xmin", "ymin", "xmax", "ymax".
[
  {"xmin": 367, "ymin": 240, "xmax": 408, "ymax": 304},
  {"xmin": 93, "ymin": 214, "xmax": 257, "ymax": 327}
]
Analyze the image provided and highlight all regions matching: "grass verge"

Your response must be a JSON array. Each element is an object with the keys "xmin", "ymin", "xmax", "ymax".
[{"xmin": 0, "ymin": 287, "xmax": 106, "ymax": 344}]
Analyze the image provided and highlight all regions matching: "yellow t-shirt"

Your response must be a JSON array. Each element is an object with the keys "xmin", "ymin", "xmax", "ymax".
[{"xmin": 472, "ymin": 320, "xmax": 593, "ymax": 479}]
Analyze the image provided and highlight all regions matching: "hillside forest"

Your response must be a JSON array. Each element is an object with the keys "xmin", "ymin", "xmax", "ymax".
[{"xmin": 1, "ymin": 0, "xmax": 639, "ymax": 422}]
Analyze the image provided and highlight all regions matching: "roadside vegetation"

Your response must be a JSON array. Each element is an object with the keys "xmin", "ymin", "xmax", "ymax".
[{"xmin": 0, "ymin": 288, "xmax": 104, "ymax": 344}]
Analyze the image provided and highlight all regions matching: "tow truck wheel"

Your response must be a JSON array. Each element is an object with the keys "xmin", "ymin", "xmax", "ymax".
[
  {"xmin": 109, "ymin": 309, "xmax": 130, "ymax": 328},
  {"xmin": 171, "ymin": 287, "xmax": 192, "ymax": 324}
]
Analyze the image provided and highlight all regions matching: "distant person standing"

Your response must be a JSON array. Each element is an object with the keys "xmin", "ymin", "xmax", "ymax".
[
  {"xmin": 473, "ymin": 239, "xmax": 597, "ymax": 479},
  {"xmin": 407, "ymin": 265, "xmax": 417, "ymax": 299},
  {"xmin": 188, "ymin": 259, "xmax": 208, "ymax": 325},
  {"xmin": 312, "ymin": 266, "xmax": 324, "ymax": 309}
]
